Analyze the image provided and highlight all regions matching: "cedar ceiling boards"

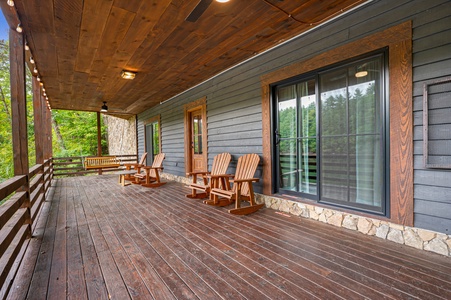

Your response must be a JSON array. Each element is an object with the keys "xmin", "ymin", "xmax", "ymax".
[{"xmin": 10, "ymin": 0, "xmax": 366, "ymax": 116}]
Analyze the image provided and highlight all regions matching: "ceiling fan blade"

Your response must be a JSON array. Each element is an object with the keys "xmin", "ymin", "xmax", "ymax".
[{"xmin": 186, "ymin": 0, "xmax": 213, "ymax": 22}]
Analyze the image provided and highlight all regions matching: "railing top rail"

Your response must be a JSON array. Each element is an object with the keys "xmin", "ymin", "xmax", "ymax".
[{"xmin": 0, "ymin": 176, "xmax": 27, "ymax": 201}]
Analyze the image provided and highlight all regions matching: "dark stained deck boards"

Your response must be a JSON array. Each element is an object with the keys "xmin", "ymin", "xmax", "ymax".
[{"xmin": 8, "ymin": 175, "xmax": 451, "ymax": 299}]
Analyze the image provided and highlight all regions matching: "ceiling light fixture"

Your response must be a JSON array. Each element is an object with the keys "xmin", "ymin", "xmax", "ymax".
[
  {"xmin": 216, "ymin": 0, "xmax": 230, "ymax": 2},
  {"xmin": 7, "ymin": 0, "xmax": 14, "ymax": 7},
  {"xmin": 16, "ymin": 23, "xmax": 22, "ymax": 33},
  {"xmin": 121, "ymin": 70, "xmax": 136, "ymax": 80},
  {"xmin": 100, "ymin": 101, "xmax": 108, "ymax": 112}
]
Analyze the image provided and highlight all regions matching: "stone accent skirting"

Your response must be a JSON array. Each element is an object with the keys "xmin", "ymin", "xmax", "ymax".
[{"xmin": 161, "ymin": 173, "xmax": 451, "ymax": 257}]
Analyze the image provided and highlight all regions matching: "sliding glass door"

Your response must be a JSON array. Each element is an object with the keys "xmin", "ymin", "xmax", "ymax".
[
  {"xmin": 274, "ymin": 52, "xmax": 387, "ymax": 214},
  {"xmin": 276, "ymin": 78, "xmax": 317, "ymax": 197}
]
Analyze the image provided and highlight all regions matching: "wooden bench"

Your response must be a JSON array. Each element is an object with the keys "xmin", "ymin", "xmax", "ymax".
[{"xmin": 84, "ymin": 156, "xmax": 121, "ymax": 174}]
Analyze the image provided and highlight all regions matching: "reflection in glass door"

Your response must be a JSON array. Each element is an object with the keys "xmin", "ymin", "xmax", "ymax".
[{"xmin": 276, "ymin": 79, "xmax": 317, "ymax": 196}]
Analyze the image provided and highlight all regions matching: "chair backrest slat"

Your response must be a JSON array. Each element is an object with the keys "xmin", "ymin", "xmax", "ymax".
[
  {"xmin": 150, "ymin": 153, "xmax": 165, "ymax": 177},
  {"xmin": 139, "ymin": 152, "xmax": 148, "ymax": 165},
  {"xmin": 210, "ymin": 153, "xmax": 231, "ymax": 176},
  {"xmin": 233, "ymin": 153, "xmax": 260, "ymax": 196}
]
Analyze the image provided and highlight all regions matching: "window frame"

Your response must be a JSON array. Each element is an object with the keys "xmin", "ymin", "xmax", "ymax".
[{"xmin": 144, "ymin": 115, "xmax": 161, "ymax": 164}]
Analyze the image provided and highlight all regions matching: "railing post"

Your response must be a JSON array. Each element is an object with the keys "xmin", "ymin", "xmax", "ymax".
[
  {"xmin": 97, "ymin": 112, "xmax": 103, "ymax": 175},
  {"xmin": 33, "ymin": 76, "xmax": 46, "ymax": 204},
  {"xmin": 10, "ymin": 28, "xmax": 31, "ymax": 236}
]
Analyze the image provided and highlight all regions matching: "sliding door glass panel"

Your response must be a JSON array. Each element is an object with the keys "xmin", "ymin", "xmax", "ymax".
[
  {"xmin": 278, "ymin": 85, "xmax": 297, "ymax": 190},
  {"xmin": 319, "ymin": 55, "xmax": 384, "ymax": 212}
]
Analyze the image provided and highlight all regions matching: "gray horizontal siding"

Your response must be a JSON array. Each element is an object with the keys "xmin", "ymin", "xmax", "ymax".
[{"xmin": 137, "ymin": 0, "xmax": 451, "ymax": 233}]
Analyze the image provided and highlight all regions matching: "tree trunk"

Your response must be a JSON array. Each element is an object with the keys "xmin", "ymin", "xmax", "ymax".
[
  {"xmin": 51, "ymin": 116, "xmax": 66, "ymax": 151},
  {"xmin": 0, "ymin": 85, "xmax": 11, "ymax": 123}
]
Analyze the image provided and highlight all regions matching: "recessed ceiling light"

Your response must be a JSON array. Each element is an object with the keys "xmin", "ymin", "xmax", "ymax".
[
  {"xmin": 121, "ymin": 70, "xmax": 136, "ymax": 80},
  {"xmin": 355, "ymin": 70, "xmax": 368, "ymax": 78}
]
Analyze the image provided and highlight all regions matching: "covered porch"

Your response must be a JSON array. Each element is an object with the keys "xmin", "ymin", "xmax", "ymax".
[{"xmin": 6, "ymin": 175, "xmax": 451, "ymax": 299}]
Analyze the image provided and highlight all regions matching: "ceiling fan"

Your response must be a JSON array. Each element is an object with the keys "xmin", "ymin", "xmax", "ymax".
[{"xmin": 186, "ymin": 0, "xmax": 229, "ymax": 22}]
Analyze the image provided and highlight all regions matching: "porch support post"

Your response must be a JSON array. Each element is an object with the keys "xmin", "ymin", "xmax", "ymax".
[
  {"xmin": 33, "ymin": 76, "xmax": 44, "ymax": 164},
  {"xmin": 97, "ymin": 112, "xmax": 102, "ymax": 175},
  {"xmin": 10, "ymin": 28, "xmax": 31, "ymax": 233},
  {"xmin": 10, "ymin": 28, "xmax": 29, "ymax": 175}
]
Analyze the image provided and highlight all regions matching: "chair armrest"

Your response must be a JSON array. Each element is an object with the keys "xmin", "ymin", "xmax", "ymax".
[
  {"xmin": 210, "ymin": 174, "xmax": 234, "ymax": 179},
  {"xmin": 231, "ymin": 178, "xmax": 260, "ymax": 183},
  {"xmin": 186, "ymin": 171, "xmax": 210, "ymax": 176},
  {"xmin": 143, "ymin": 166, "xmax": 164, "ymax": 170}
]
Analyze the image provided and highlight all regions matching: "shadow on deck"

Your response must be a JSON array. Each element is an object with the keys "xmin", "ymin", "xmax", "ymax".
[{"xmin": 7, "ymin": 175, "xmax": 451, "ymax": 299}]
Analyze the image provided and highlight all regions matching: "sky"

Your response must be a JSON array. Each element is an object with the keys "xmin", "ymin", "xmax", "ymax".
[{"xmin": 0, "ymin": 11, "xmax": 9, "ymax": 41}]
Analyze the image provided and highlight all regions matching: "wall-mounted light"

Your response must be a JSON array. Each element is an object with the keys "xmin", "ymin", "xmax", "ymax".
[
  {"xmin": 121, "ymin": 70, "xmax": 136, "ymax": 80},
  {"xmin": 16, "ymin": 23, "xmax": 22, "ymax": 33},
  {"xmin": 100, "ymin": 101, "xmax": 108, "ymax": 112},
  {"xmin": 7, "ymin": 0, "xmax": 14, "ymax": 7}
]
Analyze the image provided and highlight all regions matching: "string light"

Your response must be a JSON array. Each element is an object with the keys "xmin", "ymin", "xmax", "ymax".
[
  {"xmin": 36, "ymin": 76, "xmax": 41, "ymax": 81},
  {"xmin": 33, "ymin": 67, "xmax": 38, "ymax": 74},
  {"xmin": 24, "ymin": 44, "xmax": 29, "ymax": 51},
  {"xmin": 30, "ymin": 57, "xmax": 35, "ymax": 64},
  {"xmin": 7, "ymin": 0, "xmax": 14, "ymax": 7},
  {"xmin": 16, "ymin": 23, "xmax": 22, "ymax": 33}
]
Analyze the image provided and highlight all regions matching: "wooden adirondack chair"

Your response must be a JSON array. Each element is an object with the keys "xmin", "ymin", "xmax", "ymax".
[
  {"xmin": 134, "ymin": 153, "xmax": 166, "ymax": 187},
  {"xmin": 123, "ymin": 152, "xmax": 147, "ymax": 181},
  {"xmin": 186, "ymin": 152, "xmax": 231, "ymax": 199},
  {"xmin": 207, "ymin": 153, "xmax": 264, "ymax": 215}
]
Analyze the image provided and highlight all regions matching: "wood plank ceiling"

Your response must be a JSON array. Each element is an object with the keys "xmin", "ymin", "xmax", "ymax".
[{"xmin": 12, "ymin": 0, "xmax": 366, "ymax": 116}]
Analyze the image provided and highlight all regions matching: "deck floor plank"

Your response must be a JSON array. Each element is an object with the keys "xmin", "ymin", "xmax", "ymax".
[
  {"xmin": 128, "ymin": 186, "xmax": 344, "ymax": 300},
  {"xmin": 66, "ymin": 187, "xmax": 88, "ymax": 300},
  {"xmin": 80, "ymin": 186, "xmax": 132, "ymax": 300},
  {"xmin": 26, "ymin": 180, "xmax": 62, "ymax": 300},
  {"xmin": 142, "ymin": 184, "xmax": 399, "ymax": 299},
  {"xmin": 7, "ymin": 175, "xmax": 451, "ymax": 300},
  {"xmin": 47, "ymin": 181, "xmax": 68, "ymax": 299}
]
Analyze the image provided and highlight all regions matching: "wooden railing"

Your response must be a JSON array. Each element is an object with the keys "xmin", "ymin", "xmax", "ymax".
[
  {"xmin": 0, "ymin": 158, "xmax": 53, "ymax": 296},
  {"xmin": 53, "ymin": 154, "xmax": 138, "ymax": 177}
]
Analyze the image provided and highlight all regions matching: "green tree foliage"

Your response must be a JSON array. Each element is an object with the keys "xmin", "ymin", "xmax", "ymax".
[
  {"xmin": 51, "ymin": 110, "xmax": 108, "ymax": 157},
  {"xmin": 0, "ymin": 39, "xmax": 108, "ymax": 183}
]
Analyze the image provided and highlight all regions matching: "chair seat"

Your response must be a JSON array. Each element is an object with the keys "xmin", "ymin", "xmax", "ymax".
[
  {"xmin": 189, "ymin": 183, "xmax": 209, "ymax": 191},
  {"xmin": 210, "ymin": 188, "xmax": 234, "ymax": 199}
]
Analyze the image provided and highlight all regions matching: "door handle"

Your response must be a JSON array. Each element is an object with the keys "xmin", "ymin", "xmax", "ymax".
[{"xmin": 275, "ymin": 130, "xmax": 281, "ymax": 145}]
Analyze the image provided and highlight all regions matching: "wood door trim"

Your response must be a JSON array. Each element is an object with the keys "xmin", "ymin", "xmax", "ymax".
[
  {"xmin": 184, "ymin": 97, "xmax": 207, "ymax": 175},
  {"xmin": 261, "ymin": 21, "xmax": 413, "ymax": 226}
]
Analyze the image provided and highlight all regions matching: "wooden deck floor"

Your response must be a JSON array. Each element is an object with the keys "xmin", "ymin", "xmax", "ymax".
[{"xmin": 6, "ymin": 175, "xmax": 451, "ymax": 299}]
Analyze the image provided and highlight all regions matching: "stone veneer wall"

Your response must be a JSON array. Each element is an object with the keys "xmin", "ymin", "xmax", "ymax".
[
  {"xmin": 160, "ymin": 173, "xmax": 451, "ymax": 257},
  {"xmin": 104, "ymin": 115, "xmax": 136, "ymax": 155}
]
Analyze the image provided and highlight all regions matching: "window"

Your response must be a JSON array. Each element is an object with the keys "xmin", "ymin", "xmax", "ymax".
[
  {"xmin": 274, "ymin": 52, "xmax": 387, "ymax": 214},
  {"xmin": 145, "ymin": 116, "xmax": 161, "ymax": 164}
]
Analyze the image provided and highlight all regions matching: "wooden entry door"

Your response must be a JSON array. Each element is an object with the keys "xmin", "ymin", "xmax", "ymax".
[
  {"xmin": 184, "ymin": 98, "xmax": 207, "ymax": 175},
  {"xmin": 190, "ymin": 110, "xmax": 204, "ymax": 173}
]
